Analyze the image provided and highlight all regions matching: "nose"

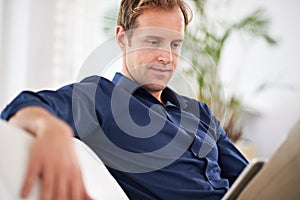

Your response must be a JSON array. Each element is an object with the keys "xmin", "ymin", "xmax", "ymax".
[{"xmin": 158, "ymin": 47, "xmax": 173, "ymax": 65}]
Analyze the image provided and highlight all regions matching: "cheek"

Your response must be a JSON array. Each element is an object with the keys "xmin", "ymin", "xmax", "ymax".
[
  {"xmin": 126, "ymin": 51, "xmax": 139, "ymax": 69},
  {"xmin": 130, "ymin": 50, "xmax": 155, "ymax": 67},
  {"xmin": 172, "ymin": 53, "xmax": 180, "ymax": 68}
]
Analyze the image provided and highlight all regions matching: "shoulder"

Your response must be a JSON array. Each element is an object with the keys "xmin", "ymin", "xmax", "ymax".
[
  {"xmin": 71, "ymin": 75, "xmax": 115, "ymax": 93},
  {"xmin": 66, "ymin": 75, "xmax": 117, "ymax": 109},
  {"xmin": 78, "ymin": 75, "xmax": 112, "ymax": 86}
]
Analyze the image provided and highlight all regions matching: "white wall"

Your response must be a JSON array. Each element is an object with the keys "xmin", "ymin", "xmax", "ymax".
[
  {"xmin": 1, "ymin": 0, "xmax": 30, "ymax": 108},
  {"xmin": 220, "ymin": 0, "xmax": 300, "ymax": 157},
  {"xmin": 0, "ymin": 0, "xmax": 109, "ymax": 109},
  {"xmin": 0, "ymin": 0, "xmax": 56, "ymax": 109},
  {"xmin": 0, "ymin": 0, "xmax": 3, "ymax": 103}
]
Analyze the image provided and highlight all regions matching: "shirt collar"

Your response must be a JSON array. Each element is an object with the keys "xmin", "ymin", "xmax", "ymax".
[{"xmin": 112, "ymin": 72, "xmax": 188, "ymax": 109}]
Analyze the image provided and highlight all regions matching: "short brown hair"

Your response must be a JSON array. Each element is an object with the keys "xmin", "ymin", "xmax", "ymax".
[{"xmin": 117, "ymin": 0, "xmax": 193, "ymax": 31}]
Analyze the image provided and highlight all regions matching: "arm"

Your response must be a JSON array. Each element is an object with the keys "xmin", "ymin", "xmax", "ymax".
[
  {"xmin": 195, "ymin": 101, "xmax": 248, "ymax": 186},
  {"xmin": 0, "ymin": 76, "xmax": 109, "ymax": 199},
  {"xmin": 217, "ymin": 128, "xmax": 248, "ymax": 186},
  {"xmin": 8, "ymin": 106, "xmax": 91, "ymax": 200}
]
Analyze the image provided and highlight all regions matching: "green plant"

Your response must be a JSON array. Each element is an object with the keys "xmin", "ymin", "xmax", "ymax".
[{"xmin": 185, "ymin": 0, "xmax": 277, "ymax": 142}]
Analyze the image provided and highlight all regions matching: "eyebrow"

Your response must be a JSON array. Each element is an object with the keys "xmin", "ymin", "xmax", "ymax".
[{"xmin": 144, "ymin": 36, "xmax": 184, "ymax": 42}]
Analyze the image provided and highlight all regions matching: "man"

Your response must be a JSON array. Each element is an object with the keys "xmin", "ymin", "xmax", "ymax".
[{"xmin": 1, "ymin": 0, "xmax": 248, "ymax": 199}]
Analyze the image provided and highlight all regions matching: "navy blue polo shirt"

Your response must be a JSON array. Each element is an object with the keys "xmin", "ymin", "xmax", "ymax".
[{"xmin": 1, "ymin": 73, "xmax": 248, "ymax": 200}]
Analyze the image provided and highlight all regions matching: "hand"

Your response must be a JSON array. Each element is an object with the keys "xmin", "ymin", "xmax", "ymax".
[{"xmin": 9, "ymin": 107, "xmax": 92, "ymax": 200}]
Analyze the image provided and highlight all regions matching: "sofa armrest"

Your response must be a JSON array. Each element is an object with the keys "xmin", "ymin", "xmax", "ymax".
[{"xmin": 0, "ymin": 119, "xmax": 128, "ymax": 200}]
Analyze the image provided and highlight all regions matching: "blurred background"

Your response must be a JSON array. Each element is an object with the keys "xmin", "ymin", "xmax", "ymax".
[{"xmin": 0, "ymin": 0, "xmax": 299, "ymax": 160}]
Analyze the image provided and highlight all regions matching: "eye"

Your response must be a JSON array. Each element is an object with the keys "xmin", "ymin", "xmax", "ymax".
[
  {"xmin": 146, "ymin": 39, "xmax": 160, "ymax": 47},
  {"xmin": 171, "ymin": 41, "xmax": 182, "ymax": 50}
]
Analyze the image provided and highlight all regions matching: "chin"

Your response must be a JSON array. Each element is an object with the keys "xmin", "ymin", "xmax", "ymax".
[{"xmin": 145, "ymin": 83, "xmax": 166, "ymax": 92}]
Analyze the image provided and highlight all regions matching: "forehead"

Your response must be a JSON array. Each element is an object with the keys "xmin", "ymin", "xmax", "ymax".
[
  {"xmin": 131, "ymin": 27, "xmax": 184, "ymax": 42},
  {"xmin": 134, "ymin": 6, "xmax": 185, "ymax": 37}
]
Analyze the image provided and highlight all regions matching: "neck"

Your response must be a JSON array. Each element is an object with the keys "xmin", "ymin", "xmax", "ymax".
[
  {"xmin": 150, "ymin": 90, "xmax": 163, "ymax": 104},
  {"xmin": 120, "ymin": 69, "xmax": 164, "ymax": 104}
]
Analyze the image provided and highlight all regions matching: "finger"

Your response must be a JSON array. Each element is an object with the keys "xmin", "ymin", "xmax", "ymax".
[
  {"xmin": 40, "ymin": 167, "xmax": 55, "ymax": 200},
  {"xmin": 70, "ymin": 175, "xmax": 82, "ymax": 200},
  {"xmin": 55, "ymin": 174, "xmax": 68, "ymax": 200},
  {"xmin": 70, "ymin": 168, "xmax": 92, "ymax": 200},
  {"xmin": 21, "ymin": 156, "xmax": 40, "ymax": 198}
]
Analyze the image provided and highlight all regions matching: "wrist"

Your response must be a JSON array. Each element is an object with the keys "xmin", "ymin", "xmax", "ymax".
[
  {"xmin": 9, "ymin": 106, "xmax": 73, "ymax": 138},
  {"xmin": 36, "ymin": 114, "xmax": 74, "ymax": 138}
]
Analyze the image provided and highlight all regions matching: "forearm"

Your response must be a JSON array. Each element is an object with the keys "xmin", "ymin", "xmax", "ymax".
[{"xmin": 8, "ymin": 106, "xmax": 73, "ymax": 138}]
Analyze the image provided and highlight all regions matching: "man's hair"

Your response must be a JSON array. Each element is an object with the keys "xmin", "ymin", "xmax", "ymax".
[{"xmin": 117, "ymin": 0, "xmax": 193, "ymax": 31}]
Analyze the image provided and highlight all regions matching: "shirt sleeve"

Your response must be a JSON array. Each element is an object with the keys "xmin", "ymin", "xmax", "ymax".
[
  {"xmin": 0, "ymin": 84, "xmax": 76, "ymax": 127},
  {"xmin": 0, "ymin": 76, "xmax": 102, "ymax": 138},
  {"xmin": 197, "ymin": 101, "xmax": 248, "ymax": 186},
  {"xmin": 217, "ymin": 124, "xmax": 249, "ymax": 186}
]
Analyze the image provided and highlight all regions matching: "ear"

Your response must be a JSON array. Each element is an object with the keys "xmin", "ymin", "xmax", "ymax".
[{"xmin": 116, "ymin": 25, "xmax": 126, "ymax": 50}]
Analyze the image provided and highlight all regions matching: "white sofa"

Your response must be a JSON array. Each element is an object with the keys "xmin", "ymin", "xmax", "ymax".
[{"xmin": 0, "ymin": 120, "xmax": 128, "ymax": 200}]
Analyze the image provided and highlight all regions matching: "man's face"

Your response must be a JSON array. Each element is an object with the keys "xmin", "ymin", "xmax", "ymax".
[{"xmin": 122, "ymin": 6, "xmax": 185, "ymax": 93}]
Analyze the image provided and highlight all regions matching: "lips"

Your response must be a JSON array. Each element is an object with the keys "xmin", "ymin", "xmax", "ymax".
[{"xmin": 147, "ymin": 64, "xmax": 174, "ymax": 72}]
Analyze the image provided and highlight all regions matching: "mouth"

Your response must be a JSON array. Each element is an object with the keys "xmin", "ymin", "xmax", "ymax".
[{"xmin": 147, "ymin": 64, "xmax": 174, "ymax": 72}]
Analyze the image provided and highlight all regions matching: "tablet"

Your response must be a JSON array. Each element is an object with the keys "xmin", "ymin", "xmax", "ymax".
[{"xmin": 222, "ymin": 159, "xmax": 265, "ymax": 200}]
